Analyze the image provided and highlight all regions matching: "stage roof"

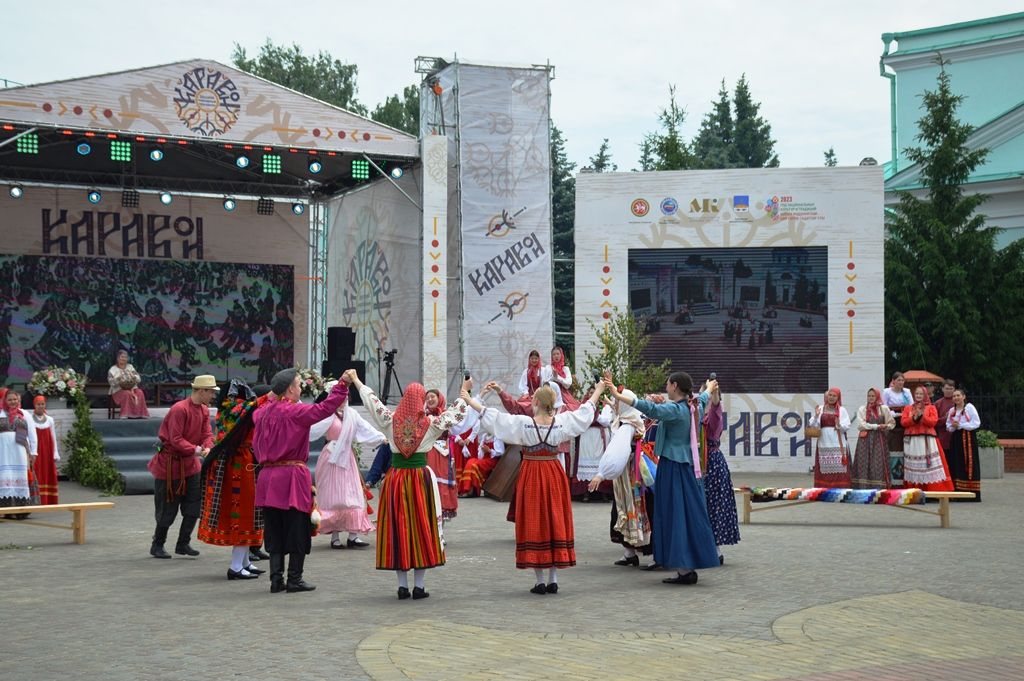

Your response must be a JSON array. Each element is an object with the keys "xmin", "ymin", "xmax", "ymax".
[{"xmin": 0, "ymin": 60, "xmax": 419, "ymax": 199}]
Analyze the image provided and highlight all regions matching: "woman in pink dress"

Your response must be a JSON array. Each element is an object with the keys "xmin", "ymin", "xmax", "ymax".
[
  {"xmin": 311, "ymin": 384, "xmax": 386, "ymax": 549},
  {"xmin": 107, "ymin": 350, "xmax": 150, "ymax": 419}
]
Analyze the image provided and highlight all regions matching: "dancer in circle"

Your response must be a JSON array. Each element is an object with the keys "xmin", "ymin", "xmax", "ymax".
[
  {"xmin": 351, "ymin": 370, "xmax": 471, "ymax": 600},
  {"xmin": 462, "ymin": 382, "xmax": 606, "ymax": 594},
  {"xmin": 699, "ymin": 379, "xmax": 739, "ymax": 564}
]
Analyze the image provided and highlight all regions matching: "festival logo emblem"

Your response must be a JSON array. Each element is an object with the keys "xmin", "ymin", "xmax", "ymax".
[
  {"xmin": 630, "ymin": 198, "xmax": 650, "ymax": 217},
  {"xmin": 732, "ymin": 195, "xmax": 749, "ymax": 213},
  {"xmin": 486, "ymin": 207, "xmax": 527, "ymax": 238},
  {"xmin": 488, "ymin": 291, "xmax": 529, "ymax": 323},
  {"xmin": 764, "ymin": 196, "xmax": 781, "ymax": 221},
  {"xmin": 342, "ymin": 239, "xmax": 392, "ymax": 366},
  {"xmin": 688, "ymin": 198, "xmax": 720, "ymax": 214},
  {"xmin": 173, "ymin": 66, "xmax": 242, "ymax": 137},
  {"xmin": 660, "ymin": 197, "xmax": 679, "ymax": 216}
]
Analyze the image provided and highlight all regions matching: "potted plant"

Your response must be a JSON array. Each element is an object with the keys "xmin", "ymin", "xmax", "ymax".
[{"xmin": 976, "ymin": 430, "xmax": 1004, "ymax": 479}]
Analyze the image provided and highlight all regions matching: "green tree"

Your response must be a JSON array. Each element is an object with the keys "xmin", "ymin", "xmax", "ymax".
[
  {"xmin": 64, "ymin": 394, "xmax": 124, "ymax": 495},
  {"xmin": 579, "ymin": 309, "xmax": 672, "ymax": 396},
  {"xmin": 824, "ymin": 147, "xmax": 837, "ymax": 167},
  {"xmin": 371, "ymin": 84, "xmax": 420, "ymax": 136},
  {"xmin": 551, "ymin": 125, "xmax": 577, "ymax": 358},
  {"xmin": 693, "ymin": 80, "xmax": 736, "ymax": 169},
  {"xmin": 588, "ymin": 138, "xmax": 617, "ymax": 172},
  {"xmin": 732, "ymin": 75, "xmax": 779, "ymax": 167},
  {"xmin": 644, "ymin": 85, "xmax": 696, "ymax": 171},
  {"xmin": 885, "ymin": 60, "xmax": 1024, "ymax": 392},
  {"xmin": 232, "ymin": 40, "xmax": 367, "ymax": 114}
]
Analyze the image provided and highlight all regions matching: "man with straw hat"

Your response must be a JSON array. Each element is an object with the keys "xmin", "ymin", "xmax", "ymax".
[{"xmin": 147, "ymin": 374, "xmax": 219, "ymax": 559}]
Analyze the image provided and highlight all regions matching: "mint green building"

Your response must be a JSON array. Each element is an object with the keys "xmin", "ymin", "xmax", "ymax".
[{"xmin": 881, "ymin": 12, "xmax": 1024, "ymax": 246}]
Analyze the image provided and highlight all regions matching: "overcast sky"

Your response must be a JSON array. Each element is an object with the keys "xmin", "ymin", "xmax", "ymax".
[{"xmin": 2, "ymin": 0, "xmax": 1021, "ymax": 170}]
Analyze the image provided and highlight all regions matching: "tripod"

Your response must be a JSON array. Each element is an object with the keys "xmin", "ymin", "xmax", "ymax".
[{"xmin": 380, "ymin": 353, "xmax": 404, "ymax": 405}]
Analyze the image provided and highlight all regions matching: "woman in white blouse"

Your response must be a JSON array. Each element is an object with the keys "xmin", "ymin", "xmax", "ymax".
[
  {"xmin": 107, "ymin": 350, "xmax": 150, "ymax": 419},
  {"xmin": 945, "ymin": 388, "xmax": 982, "ymax": 501}
]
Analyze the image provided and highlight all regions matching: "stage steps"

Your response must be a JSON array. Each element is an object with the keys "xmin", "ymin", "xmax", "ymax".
[
  {"xmin": 690, "ymin": 302, "xmax": 717, "ymax": 315},
  {"xmin": 92, "ymin": 417, "xmax": 326, "ymax": 495}
]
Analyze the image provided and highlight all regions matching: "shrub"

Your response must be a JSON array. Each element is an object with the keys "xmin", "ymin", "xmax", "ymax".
[{"xmin": 63, "ymin": 394, "xmax": 125, "ymax": 495}]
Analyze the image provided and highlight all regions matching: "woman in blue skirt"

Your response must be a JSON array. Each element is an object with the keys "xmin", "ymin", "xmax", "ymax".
[{"xmin": 604, "ymin": 371, "xmax": 720, "ymax": 585}]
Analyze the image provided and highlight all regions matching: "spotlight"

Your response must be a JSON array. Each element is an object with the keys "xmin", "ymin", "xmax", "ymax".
[
  {"xmin": 389, "ymin": 166, "xmax": 404, "ymax": 179},
  {"xmin": 308, "ymin": 158, "xmax": 323, "ymax": 174},
  {"xmin": 351, "ymin": 159, "xmax": 370, "ymax": 180},
  {"xmin": 121, "ymin": 190, "xmax": 140, "ymax": 208},
  {"xmin": 149, "ymin": 147, "xmax": 165, "ymax": 162},
  {"xmin": 87, "ymin": 189, "xmax": 102, "ymax": 204},
  {"xmin": 76, "ymin": 142, "xmax": 92, "ymax": 156},
  {"xmin": 257, "ymin": 197, "xmax": 275, "ymax": 215},
  {"xmin": 159, "ymin": 192, "xmax": 173, "ymax": 205},
  {"xmin": 236, "ymin": 155, "xmax": 250, "ymax": 169},
  {"xmin": 262, "ymin": 154, "xmax": 282, "ymax": 174},
  {"xmin": 291, "ymin": 202, "xmax": 305, "ymax": 215},
  {"xmin": 110, "ymin": 139, "xmax": 132, "ymax": 163},
  {"xmin": 9, "ymin": 185, "xmax": 24, "ymax": 199},
  {"xmin": 223, "ymin": 197, "xmax": 237, "ymax": 212}
]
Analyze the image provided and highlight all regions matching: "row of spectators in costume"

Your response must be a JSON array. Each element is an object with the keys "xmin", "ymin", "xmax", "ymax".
[
  {"xmin": 0, "ymin": 388, "xmax": 61, "ymax": 514},
  {"xmin": 146, "ymin": 347, "xmax": 740, "ymax": 596},
  {"xmin": 809, "ymin": 372, "xmax": 982, "ymax": 501}
]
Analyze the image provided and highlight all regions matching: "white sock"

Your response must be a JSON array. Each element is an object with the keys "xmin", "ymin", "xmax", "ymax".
[
  {"xmin": 348, "ymin": 532, "xmax": 359, "ymax": 541},
  {"xmin": 230, "ymin": 546, "xmax": 247, "ymax": 572},
  {"xmin": 623, "ymin": 547, "xmax": 637, "ymax": 558},
  {"xmin": 331, "ymin": 531, "xmax": 341, "ymax": 543},
  {"xmin": 548, "ymin": 567, "xmax": 558, "ymax": 584},
  {"xmin": 414, "ymin": 569, "xmax": 425, "ymax": 589},
  {"xmin": 533, "ymin": 568, "xmax": 545, "ymax": 584},
  {"xmin": 397, "ymin": 571, "xmax": 409, "ymax": 589}
]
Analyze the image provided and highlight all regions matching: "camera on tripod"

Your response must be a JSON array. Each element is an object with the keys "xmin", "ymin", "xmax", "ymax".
[{"xmin": 382, "ymin": 349, "xmax": 398, "ymax": 364}]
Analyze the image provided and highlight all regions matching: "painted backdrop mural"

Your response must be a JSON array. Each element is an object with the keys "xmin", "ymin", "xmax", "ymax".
[{"xmin": 0, "ymin": 254, "xmax": 294, "ymax": 386}]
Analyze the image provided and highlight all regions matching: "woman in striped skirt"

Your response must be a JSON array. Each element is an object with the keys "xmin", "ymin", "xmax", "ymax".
[{"xmin": 350, "ymin": 370, "xmax": 470, "ymax": 600}]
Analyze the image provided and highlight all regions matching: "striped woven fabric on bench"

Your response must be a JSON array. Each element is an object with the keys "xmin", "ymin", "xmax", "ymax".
[{"xmin": 746, "ymin": 487, "xmax": 925, "ymax": 505}]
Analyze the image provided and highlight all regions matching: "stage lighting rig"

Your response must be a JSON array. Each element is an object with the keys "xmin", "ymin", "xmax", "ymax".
[
  {"xmin": 291, "ymin": 202, "xmax": 305, "ymax": 216},
  {"xmin": 76, "ymin": 142, "xmax": 92, "ymax": 156},
  {"xmin": 9, "ymin": 185, "xmax": 24, "ymax": 199},
  {"xmin": 257, "ymin": 197, "xmax": 275, "ymax": 215},
  {"xmin": 149, "ymin": 147, "xmax": 165, "ymax": 162},
  {"xmin": 159, "ymin": 192, "xmax": 173, "ymax": 205},
  {"xmin": 87, "ymin": 189, "xmax": 102, "ymax": 204},
  {"xmin": 121, "ymin": 190, "xmax": 140, "ymax": 208},
  {"xmin": 236, "ymin": 155, "xmax": 250, "ymax": 169},
  {"xmin": 308, "ymin": 157, "xmax": 323, "ymax": 174},
  {"xmin": 223, "ymin": 197, "xmax": 237, "ymax": 212}
]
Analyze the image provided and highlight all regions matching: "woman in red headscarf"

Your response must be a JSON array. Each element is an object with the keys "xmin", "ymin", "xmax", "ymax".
[
  {"xmin": 543, "ymin": 347, "xmax": 579, "ymax": 411},
  {"xmin": 31, "ymin": 396, "xmax": 60, "ymax": 505},
  {"xmin": 349, "ymin": 369, "xmax": 470, "ymax": 600},
  {"xmin": 0, "ymin": 389, "xmax": 39, "ymax": 517},
  {"xmin": 424, "ymin": 387, "xmax": 459, "ymax": 522},
  {"xmin": 851, "ymin": 388, "xmax": 895, "ymax": 489},
  {"xmin": 808, "ymin": 387, "xmax": 852, "ymax": 487},
  {"xmin": 518, "ymin": 350, "xmax": 543, "ymax": 399},
  {"xmin": 901, "ymin": 385, "xmax": 954, "ymax": 492}
]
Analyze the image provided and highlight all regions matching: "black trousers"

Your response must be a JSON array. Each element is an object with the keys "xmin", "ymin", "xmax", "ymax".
[
  {"xmin": 153, "ymin": 474, "xmax": 201, "ymax": 528},
  {"xmin": 262, "ymin": 507, "xmax": 312, "ymax": 555}
]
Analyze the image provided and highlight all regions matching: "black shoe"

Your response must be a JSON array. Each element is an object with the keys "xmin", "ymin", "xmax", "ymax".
[
  {"xmin": 227, "ymin": 568, "xmax": 259, "ymax": 580},
  {"xmin": 614, "ymin": 555, "xmax": 640, "ymax": 567},
  {"xmin": 347, "ymin": 537, "xmax": 370, "ymax": 548},
  {"xmin": 719, "ymin": 555, "xmax": 725, "ymax": 566},
  {"xmin": 269, "ymin": 554, "xmax": 286, "ymax": 593},
  {"xmin": 270, "ymin": 579, "xmax": 286, "ymax": 593},
  {"xmin": 150, "ymin": 544, "xmax": 171, "ymax": 559},
  {"xmin": 286, "ymin": 579, "xmax": 316, "ymax": 592},
  {"xmin": 662, "ymin": 571, "xmax": 698, "ymax": 585},
  {"xmin": 412, "ymin": 586, "xmax": 429, "ymax": 600},
  {"xmin": 641, "ymin": 563, "xmax": 662, "ymax": 571},
  {"xmin": 397, "ymin": 587, "xmax": 411, "ymax": 600},
  {"xmin": 175, "ymin": 544, "xmax": 200, "ymax": 557},
  {"xmin": 530, "ymin": 584, "xmax": 547, "ymax": 595},
  {"xmin": 545, "ymin": 583, "xmax": 558, "ymax": 594},
  {"xmin": 249, "ymin": 548, "xmax": 270, "ymax": 561},
  {"xmin": 244, "ymin": 564, "xmax": 265, "ymax": 575}
]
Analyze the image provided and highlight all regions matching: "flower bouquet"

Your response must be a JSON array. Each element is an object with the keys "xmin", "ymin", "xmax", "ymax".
[
  {"xmin": 28, "ymin": 366, "xmax": 87, "ymax": 399},
  {"xmin": 295, "ymin": 366, "xmax": 327, "ymax": 398}
]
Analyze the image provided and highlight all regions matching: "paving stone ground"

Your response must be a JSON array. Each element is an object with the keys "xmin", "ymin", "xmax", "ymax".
[{"xmin": 2, "ymin": 472, "xmax": 1023, "ymax": 681}]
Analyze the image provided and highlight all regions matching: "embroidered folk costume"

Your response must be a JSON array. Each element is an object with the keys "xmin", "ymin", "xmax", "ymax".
[
  {"xmin": 945, "ymin": 397, "xmax": 981, "ymax": 501},
  {"xmin": 0, "ymin": 389, "xmax": 38, "ymax": 513},
  {"xmin": 701, "ymin": 396, "xmax": 739, "ymax": 552},
  {"xmin": 851, "ymin": 388, "xmax": 895, "ymax": 489},
  {"xmin": 31, "ymin": 396, "xmax": 60, "ymax": 505},
  {"xmin": 900, "ymin": 388, "xmax": 954, "ymax": 492},
  {"xmin": 808, "ymin": 388, "xmax": 852, "ymax": 488}
]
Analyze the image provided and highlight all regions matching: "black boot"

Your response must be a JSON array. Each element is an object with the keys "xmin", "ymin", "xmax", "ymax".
[
  {"xmin": 286, "ymin": 553, "xmax": 316, "ymax": 592},
  {"xmin": 150, "ymin": 526, "xmax": 171, "ymax": 559},
  {"xmin": 174, "ymin": 516, "xmax": 200, "ymax": 556},
  {"xmin": 269, "ymin": 554, "xmax": 286, "ymax": 593}
]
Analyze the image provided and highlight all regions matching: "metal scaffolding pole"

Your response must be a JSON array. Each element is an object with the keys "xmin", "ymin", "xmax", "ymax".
[{"xmin": 308, "ymin": 200, "xmax": 329, "ymax": 372}]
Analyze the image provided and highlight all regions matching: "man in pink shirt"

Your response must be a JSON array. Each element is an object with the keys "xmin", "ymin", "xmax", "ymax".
[
  {"xmin": 253, "ymin": 368, "xmax": 351, "ymax": 593},
  {"xmin": 148, "ymin": 375, "xmax": 218, "ymax": 559}
]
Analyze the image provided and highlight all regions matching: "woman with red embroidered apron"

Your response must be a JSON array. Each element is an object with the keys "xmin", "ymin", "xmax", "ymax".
[
  {"xmin": 901, "ymin": 386, "xmax": 954, "ymax": 492},
  {"xmin": 808, "ymin": 387, "xmax": 852, "ymax": 488}
]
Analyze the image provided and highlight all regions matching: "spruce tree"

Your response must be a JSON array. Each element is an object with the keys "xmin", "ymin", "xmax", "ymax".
[
  {"xmin": 550, "ymin": 125, "xmax": 577, "ymax": 357},
  {"xmin": 693, "ymin": 80, "xmax": 736, "ymax": 169},
  {"xmin": 885, "ymin": 59, "xmax": 1024, "ymax": 392},
  {"xmin": 588, "ymin": 139, "xmax": 617, "ymax": 172},
  {"xmin": 732, "ymin": 75, "xmax": 779, "ymax": 167},
  {"xmin": 824, "ymin": 147, "xmax": 837, "ymax": 167}
]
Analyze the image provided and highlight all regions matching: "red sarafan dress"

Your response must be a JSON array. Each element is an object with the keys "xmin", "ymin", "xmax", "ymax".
[
  {"xmin": 901, "ymin": 399, "xmax": 954, "ymax": 492},
  {"xmin": 32, "ymin": 412, "xmax": 60, "ymax": 505},
  {"xmin": 476, "ymin": 403, "xmax": 598, "ymax": 569}
]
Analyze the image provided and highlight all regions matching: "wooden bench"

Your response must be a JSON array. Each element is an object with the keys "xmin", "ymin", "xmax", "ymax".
[
  {"xmin": 0, "ymin": 502, "xmax": 116, "ymax": 544},
  {"xmin": 733, "ymin": 488, "xmax": 976, "ymax": 529}
]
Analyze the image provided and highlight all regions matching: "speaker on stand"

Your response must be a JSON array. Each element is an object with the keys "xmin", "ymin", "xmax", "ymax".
[{"xmin": 322, "ymin": 326, "xmax": 364, "ymax": 405}]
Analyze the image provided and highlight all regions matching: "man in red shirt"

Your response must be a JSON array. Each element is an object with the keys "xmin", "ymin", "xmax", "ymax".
[{"xmin": 148, "ymin": 375, "xmax": 218, "ymax": 559}]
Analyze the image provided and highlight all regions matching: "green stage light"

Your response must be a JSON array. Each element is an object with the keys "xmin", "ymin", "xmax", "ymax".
[
  {"xmin": 262, "ymin": 154, "xmax": 282, "ymax": 174},
  {"xmin": 16, "ymin": 133, "xmax": 39, "ymax": 154},
  {"xmin": 352, "ymin": 159, "xmax": 370, "ymax": 180},
  {"xmin": 110, "ymin": 140, "xmax": 132, "ymax": 162}
]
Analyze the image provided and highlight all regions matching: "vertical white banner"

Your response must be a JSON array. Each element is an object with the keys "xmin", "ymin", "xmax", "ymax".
[
  {"xmin": 421, "ymin": 134, "xmax": 449, "ymax": 391},
  {"xmin": 455, "ymin": 64, "xmax": 554, "ymax": 388}
]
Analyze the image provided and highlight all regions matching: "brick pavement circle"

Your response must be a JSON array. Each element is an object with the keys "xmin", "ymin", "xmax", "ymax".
[{"xmin": 2, "ymin": 472, "xmax": 1023, "ymax": 681}]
